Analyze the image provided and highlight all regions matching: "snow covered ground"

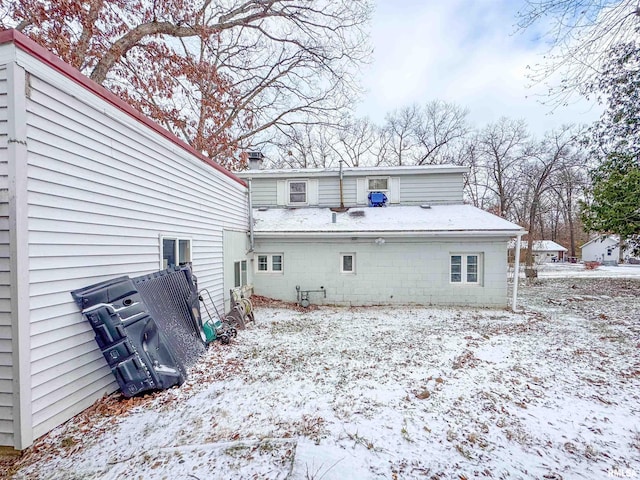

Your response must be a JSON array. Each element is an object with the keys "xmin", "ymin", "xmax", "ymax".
[
  {"xmin": 4, "ymin": 273, "xmax": 640, "ymax": 479},
  {"xmin": 536, "ymin": 262, "xmax": 640, "ymax": 279}
]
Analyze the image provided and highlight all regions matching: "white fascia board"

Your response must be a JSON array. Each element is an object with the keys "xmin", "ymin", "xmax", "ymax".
[{"xmin": 254, "ymin": 229, "xmax": 526, "ymax": 239}]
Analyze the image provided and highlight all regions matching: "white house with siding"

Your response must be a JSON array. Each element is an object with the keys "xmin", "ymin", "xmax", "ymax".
[
  {"xmin": 580, "ymin": 235, "xmax": 636, "ymax": 264},
  {"xmin": 0, "ymin": 30, "xmax": 248, "ymax": 450},
  {"xmin": 238, "ymin": 161, "xmax": 526, "ymax": 308}
]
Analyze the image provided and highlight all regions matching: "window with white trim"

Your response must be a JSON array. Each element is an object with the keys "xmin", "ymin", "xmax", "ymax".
[
  {"xmin": 234, "ymin": 260, "xmax": 248, "ymax": 287},
  {"xmin": 288, "ymin": 180, "xmax": 307, "ymax": 204},
  {"xmin": 367, "ymin": 177, "xmax": 389, "ymax": 192},
  {"xmin": 450, "ymin": 254, "xmax": 482, "ymax": 284},
  {"xmin": 256, "ymin": 254, "xmax": 284, "ymax": 273},
  {"xmin": 340, "ymin": 253, "xmax": 355, "ymax": 274},
  {"xmin": 161, "ymin": 237, "xmax": 192, "ymax": 269}
]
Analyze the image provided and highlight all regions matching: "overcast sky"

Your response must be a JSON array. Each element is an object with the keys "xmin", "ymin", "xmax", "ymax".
[{"xmin": 356, "ymin": 0, "xmax": 603, "ymax": 136}]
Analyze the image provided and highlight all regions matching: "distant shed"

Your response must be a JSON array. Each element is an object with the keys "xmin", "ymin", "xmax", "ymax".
[{"xmin": 0, "ymin": 29, "xmax": 248, "ymax": 450}]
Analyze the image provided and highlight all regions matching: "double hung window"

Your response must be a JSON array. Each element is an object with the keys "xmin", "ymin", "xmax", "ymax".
[
  {"xmin": 256, "ymin": 254, "xmax": 284, "ymax": 273},
  {"xmin": 450, "ymin": 254, "xmax": 481, "ymax": 284},
  {"xmin": 288, "ymin": 181, "xmax": 307, "ymax": 205}
]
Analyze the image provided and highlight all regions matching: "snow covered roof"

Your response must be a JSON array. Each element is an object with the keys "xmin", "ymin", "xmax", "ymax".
[
  {"xmin": 252, "ymin": 205, "xmax": 525, "ymax": 238},
  {"xmin": 580, "ymin": 235, "xmax": 619, "ymax": 248},
  {"xmin": 509, "ymin": 240, "xmax": 568, "ymax": 252},
  {"xmin": 238, "ymin": 164, "xmax": 468, "ymax": 178},
  {"xmin": 530, "ymin": 240, "xmax": 567, "ymax": 252}
]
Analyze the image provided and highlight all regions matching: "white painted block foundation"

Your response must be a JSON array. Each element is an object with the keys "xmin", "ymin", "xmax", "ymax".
[{"xmin": 252, "ymin": 237, "xmax": 509, "ymax": 307}]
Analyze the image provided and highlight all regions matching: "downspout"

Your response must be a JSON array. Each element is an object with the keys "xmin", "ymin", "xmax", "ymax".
[
  {"xmin": 339, "ymin": 160, "xmax": 344, "ymax": 209},
  {"xmin": 511, "ymin": 232, "xmax": 523, "ymax": 311},
  {"xmin": 247, "ymin": 178, "xmax": 254, "ymax": 251}
]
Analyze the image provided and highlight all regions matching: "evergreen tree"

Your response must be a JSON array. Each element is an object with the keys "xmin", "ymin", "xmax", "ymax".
[{"xmin": 581, "ymin": 154, "xmax": 640, "ymax": 258}]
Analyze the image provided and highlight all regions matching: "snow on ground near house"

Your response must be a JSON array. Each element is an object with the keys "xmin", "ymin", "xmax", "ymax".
[
  {"xmin": 6, "ymin": 277, "xmax": 640, "ymax": 479},
  {"xmin": 536, "ymin": 262, "xmax": 640, "ymax": 279}
]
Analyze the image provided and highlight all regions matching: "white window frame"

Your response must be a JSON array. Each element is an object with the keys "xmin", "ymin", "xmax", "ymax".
[
  {"xmin": 367, "ymin": 177, "xmax": 390, "ymax": 193},
  {"xmin": 287, "ymin": 180, "xmax": 308, "ymax": 205},
  {"xmin": 234, "ymin": 260, "xmax": 248, "ymax": 287},
  {"xmin": 160, "ymin": 236, "xmax": 192, "ymax": 270},
  {"xmin": 255, "ymin": 253, "xmax": 284, "ymax": 274},
  {"xmin": 450, "ymin": 253, "xmax": 482, "ymax": 285},
  {"xmin": 340, "ymin": 253, "xmax": 356, "ymax": 274}
]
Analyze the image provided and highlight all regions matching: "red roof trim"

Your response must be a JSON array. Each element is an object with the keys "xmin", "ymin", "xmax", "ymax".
[{"xmin": 0, "ymin": 29, "xmax": 247, "ymax": 188}]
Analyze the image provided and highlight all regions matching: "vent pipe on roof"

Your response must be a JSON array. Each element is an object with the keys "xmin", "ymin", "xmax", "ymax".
[
  {"xmin": 332, "ymin": 212, "xmax": 337, "ymax": 223},
  {"xmin": 247, "ymin": 151, "xmax": 264, "ymax": 170}
]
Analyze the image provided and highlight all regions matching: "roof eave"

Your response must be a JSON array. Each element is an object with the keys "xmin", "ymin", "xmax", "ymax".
[
  {"xmin": 0, "ymin": 29, "xmax": 247, "ymax": 188},
  {"xmin": 238, "ymin": 165, "xmax": 469, "ymax": 178},
  {"xmin": 253, "ymin": 229, "xmax": 526, "ymax": 239}
]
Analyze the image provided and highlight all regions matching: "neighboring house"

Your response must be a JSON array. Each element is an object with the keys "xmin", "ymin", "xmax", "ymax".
[
  {"xmin": 581, "ymin": 235, "xmax": 635, "ymax": 264},
  {"xmin": 238, "ymin": 158, "xmax": 526, "ymax": 308},
  {"xmin": 509, "ymin": 240, "xmax": 568, "ymax": 263},
  {"xmin": 0, "ymin": 30, "xmax": 249, "ymax": 450}
]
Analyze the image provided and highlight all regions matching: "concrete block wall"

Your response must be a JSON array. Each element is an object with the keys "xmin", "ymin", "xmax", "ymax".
[{"xmin": 251, "ymin": 237, "xmax": 509, "ymax": 307}]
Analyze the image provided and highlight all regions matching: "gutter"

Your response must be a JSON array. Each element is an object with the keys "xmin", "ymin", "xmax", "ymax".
[
  {"xmin": 237, "ymin": 165, "xmax": 469, "ymax": 179},
  {"xmin": 252, "ymin": 229, "xmax": 527, "ymax": 239}
]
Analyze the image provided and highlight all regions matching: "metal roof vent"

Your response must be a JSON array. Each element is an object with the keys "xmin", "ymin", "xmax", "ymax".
[
  {"xmin": 420, "ymin": 204, "xmax": 432, "ymax": 209},
  {"xmin": 349, "ymin": 210, "xmax": 365, "ymax": 217},
  {"xmin": 257, "ymin": 207, "xmax": 268, "ymax": 211},
  {"xmin": 247, "ymin": 151, "xmax": 264, "ymax": 170}
]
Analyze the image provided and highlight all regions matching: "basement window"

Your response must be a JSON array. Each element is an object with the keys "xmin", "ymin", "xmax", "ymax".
[
  {"xmin": 450, "ymin": 254, "xmax": 482, "ymax": 284},
  {"xmin": 161, "ymin": 237, "xmax": 192, "ymax": 269},
  {"xmin": 256, "ymin": 254, "xmax": 284, "ymax": 273},
  {"xmin": 288, "ymin": 180, "xmax": 307, "ymax": 205},
  {"xmin": 340, "ymin": 253, "xmax": 355, "ymax": 274}
]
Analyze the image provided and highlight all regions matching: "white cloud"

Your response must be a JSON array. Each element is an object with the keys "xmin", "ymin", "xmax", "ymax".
[{"xmin": 356, "ymin": 0, "xmax": 602, "ymax": 136}]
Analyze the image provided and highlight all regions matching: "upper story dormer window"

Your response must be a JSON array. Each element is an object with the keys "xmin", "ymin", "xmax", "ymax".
[
  {"xmin": 368, "ymin": 177, "xmax": 389, "ymax": 192},
  {"xmin": 288, "ymin": 180, "xmax": 307, "ymax": 205}
]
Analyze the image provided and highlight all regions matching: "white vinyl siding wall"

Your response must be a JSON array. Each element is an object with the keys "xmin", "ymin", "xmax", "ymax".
[
  {"xmin": 399, "ymin": 173, "xmax": 462, "ymax": 205},
  {"xmin": 223, "ymin": 229, "xmax": 250, "ymax": 311},
  {"xmin": 248, "ymin": 172, "xmax": 463, "ymax": 208},
  {"xmin": 19, "ymin": 59, "xmax": 247, "ymax": 441},
  {"xmin": 318, "ymin": 177, "xmax": 357, "ymax": 206},
  {"xmin": 250, "ymin": 178, "xmax": 278, "ymax": 207},
  {"xmin": 0, "ymin": 65, "xmax": 12, "ymax": 446}
]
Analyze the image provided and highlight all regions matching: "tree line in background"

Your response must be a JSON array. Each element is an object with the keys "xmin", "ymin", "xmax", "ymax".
[
  {"xmin": 268, "ymin": 107, "xmax": 591, "ymax": 264},
  {"xmin": 517, "ymin": 0, "xmax": 640, "ymax": 261},
  {"xmin": 0, "ymin": 0, "xmax": 372, "ymax": 169},
  {"xmin": 0, "ymin": 0, "xmax": 638, "ymax": 263}
]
